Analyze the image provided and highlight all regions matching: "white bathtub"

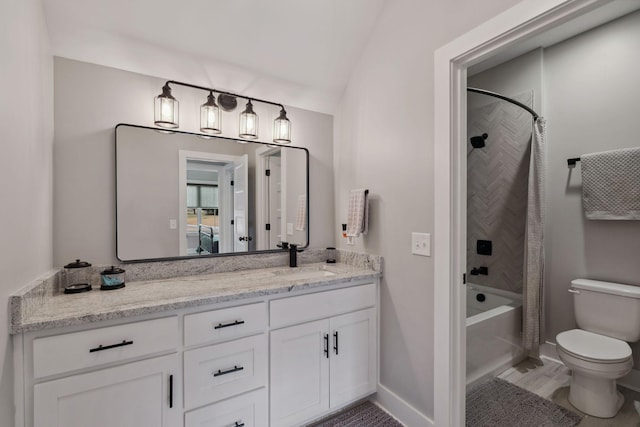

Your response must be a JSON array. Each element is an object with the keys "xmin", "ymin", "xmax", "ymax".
[{"xmin": 466, "ymin": 283, "xmax": 525, "ymax": 385}]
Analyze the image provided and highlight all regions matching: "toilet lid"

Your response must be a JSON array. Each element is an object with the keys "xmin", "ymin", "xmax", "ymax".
[{"xmin": 557, "ymin": 329, "xmax": 632, "ymax": 363}]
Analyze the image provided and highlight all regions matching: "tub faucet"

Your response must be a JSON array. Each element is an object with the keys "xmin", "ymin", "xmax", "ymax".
[
  {"xmin": 289, "ymin": 244, "xmax": 303, "ymax": 267},
  {"xmin": 470, "ymin": 266, "xmax": 488, "ymax": 275}
]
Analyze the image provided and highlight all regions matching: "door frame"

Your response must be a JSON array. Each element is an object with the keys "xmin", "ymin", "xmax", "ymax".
[
  {"xmin": 432, "ymin": 0, "xmax": 609, "ymax": 426},
  {"xmin": 178, "ymin": 150, "xmax": 244, "ymax": 256}
]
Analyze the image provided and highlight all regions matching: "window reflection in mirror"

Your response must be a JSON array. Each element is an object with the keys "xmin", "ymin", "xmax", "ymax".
[{"xmin": 115, "ymin": 124, "xmax": 308, "ymax": 262}]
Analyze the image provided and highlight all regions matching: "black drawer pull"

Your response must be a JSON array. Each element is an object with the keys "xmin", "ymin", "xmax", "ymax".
[
  {"xmin": 232, "ymin": 422, "xmax": 245, "ymax": 427},
  {"xmin": 213, "ymin": 365, "xmax": 244, "ymax": 377},
  {"xmin": 214, "ymin": 320, "xmax": 245, "ymax": 330},
  {"xmin": 169, "ymin": 374, "xmax": 174, "ymax": 408},
  {"xmin": 333, "ymin": 331, "xmax": 339, "ymax": 355},
  {"xmin": 89, "ymin": 340, "xmax": 133, "ymax": 353},
  {"xmin": 324, "ymin": 334, "xmax": 329, "ymax": 358}
]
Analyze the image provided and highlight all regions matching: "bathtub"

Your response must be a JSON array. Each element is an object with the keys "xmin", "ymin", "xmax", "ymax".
[{"xmin": 466, "ymin": 283, "xmax": 525, "ymax": 385}]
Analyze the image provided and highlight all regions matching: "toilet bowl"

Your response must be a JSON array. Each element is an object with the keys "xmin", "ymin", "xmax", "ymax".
[
  {"xmin": 556, "ymin": 279, "xmax": 640, "ymax": 418},
  {"xmin": 557, "ymin": 329, "xmax": 632, "ymax": 418}
]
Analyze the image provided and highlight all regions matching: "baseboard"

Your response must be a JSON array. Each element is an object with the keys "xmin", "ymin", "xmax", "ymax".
[
  {"xmin": 541, "ymin": 340, "xmax": 640, "ymax": 393},
  {"xmin": 373, "ymin": 384, "xmax": 434, "ymax": 427},
  {"xmin": 620, "ymin": 369, "xmax": 640, "ymax": 393},
  {"xmin": 540, "ymin": 341, "xmax": 561, "ymax": 363}
]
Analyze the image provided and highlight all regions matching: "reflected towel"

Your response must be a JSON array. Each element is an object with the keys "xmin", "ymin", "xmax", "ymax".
[
  {"xmin": 581, "ymin": 147, "xmax": 640, "ymax": 220},
  {"xmin": 346, "ymin": 189, "xmax": 369, "ymax": 237},
  {"xmin": 295, "ymin": 194, "xmax": 306, "ymax": 231}
]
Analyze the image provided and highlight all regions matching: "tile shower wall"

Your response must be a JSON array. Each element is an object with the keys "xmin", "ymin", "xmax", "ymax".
[{"xmin": 466, "ymin": 92, "xmax": 533, "ymax": 294}]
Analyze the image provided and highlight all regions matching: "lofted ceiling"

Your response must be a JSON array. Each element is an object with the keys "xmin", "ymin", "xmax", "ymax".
[{"xmin": 42, "ymin": 0, "xmax": 386, "ymax": 113}]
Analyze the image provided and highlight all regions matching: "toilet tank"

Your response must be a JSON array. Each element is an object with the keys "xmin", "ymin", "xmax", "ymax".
[{"xmin": 571, "ymin": 279, "xmax": 640, "ymax": 342}]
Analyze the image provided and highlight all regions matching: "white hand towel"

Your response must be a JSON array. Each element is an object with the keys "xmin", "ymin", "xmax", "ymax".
[
  {"xmin": 346, "ymin": 189, "xmax": 369, "ymax": 237},
  {"xmin": 295, "ymin": 194, "xmax": 306, "ymax": 231},
  {"xmin": 581, "ymin": 147, "xmax": 640, "ymax": 220}
]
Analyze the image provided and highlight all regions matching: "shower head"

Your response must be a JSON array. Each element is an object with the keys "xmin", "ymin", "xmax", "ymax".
[{"xmin": 470, "ymin": 133, "xmax": 488, "ymax": 149}]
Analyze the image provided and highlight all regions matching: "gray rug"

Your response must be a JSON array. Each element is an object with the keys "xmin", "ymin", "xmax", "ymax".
[
  {"xmin": 308, "ymin": 401, "xmax": 403, "ymax": 427},
  {"xmin": 466, "ymin": 378, "xmax": 582, "ymax": 427}
]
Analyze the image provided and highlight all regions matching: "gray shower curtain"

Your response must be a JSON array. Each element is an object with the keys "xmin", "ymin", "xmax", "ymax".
[{"xmin": 523, "ymin": 118, "xmax": 546, "ymax": 355}]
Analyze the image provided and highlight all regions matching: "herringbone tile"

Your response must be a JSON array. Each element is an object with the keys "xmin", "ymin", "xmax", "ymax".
[{"xmin": 467, "ymin": 92, "xmax": 534, "ymax": 294}]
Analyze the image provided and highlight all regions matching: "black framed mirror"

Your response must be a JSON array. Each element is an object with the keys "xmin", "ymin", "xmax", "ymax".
[{"xmin": 115, "ymin": 124, "xmax": 309, "ymax": 262}]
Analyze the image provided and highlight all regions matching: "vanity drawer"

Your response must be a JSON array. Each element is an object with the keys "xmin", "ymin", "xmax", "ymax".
[
  {"xmin": 184, "ymin": 302, "xmax": 266, "ymax": 347},
  {"xmin": 33, "ymin": 316, "xmax": 178, "ymax": 379},
  {"xmin": 270, "ymin": 283, "xmax": 376, "ymax": 328},
  {"xmin": 184, "ymin": 334, "xmax": 267, "ymax": 409},
  {"xmin": 185, "ymin": 388, "xmax": 267, "ymax": 427}
]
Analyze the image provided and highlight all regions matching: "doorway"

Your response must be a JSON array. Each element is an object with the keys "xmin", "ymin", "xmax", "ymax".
[
  {"xmin": 433, "ymin": 1, "xmax": 640, "ymax": 425},
  {"xmin": 178, "ymin": 150, "xmax": 249, "ymax": 255}
]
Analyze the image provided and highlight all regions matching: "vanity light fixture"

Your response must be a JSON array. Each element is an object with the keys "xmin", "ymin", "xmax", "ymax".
[
  {"xmin": 200, "ymin": 91, "xmax": 221, "ymax": 134},
  {"xmin": 273, "ymin": 108, "xmax": 291, "ymax": 144},
  {"xmin": 154, "ymin": 84, "xmax": 179, "ymax": 128},
  {"xmin": 239, "ymin": 100, "xmax": 259, "ymax": 139},
  {"xmin": 152, "ymin": 80, "xmax": 291, "ymax": 143}
]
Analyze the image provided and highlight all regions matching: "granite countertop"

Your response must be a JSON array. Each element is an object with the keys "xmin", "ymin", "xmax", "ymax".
[{"xmin": 11, "ymin": 255, "xmax": 381, "ymax": 334}]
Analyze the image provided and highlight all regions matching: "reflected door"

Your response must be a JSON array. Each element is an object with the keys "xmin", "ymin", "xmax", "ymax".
[
  {"xmin": 268, "ymin": 156, "xmax": 282, "ymax": 248},
  {"xmin": 233, "ymin": 155, "xmax": 249, "ymax": 252}
]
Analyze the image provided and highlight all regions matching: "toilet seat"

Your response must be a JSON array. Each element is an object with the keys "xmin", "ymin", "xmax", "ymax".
[{"xmin": 557, "ymin": 329, "xmax": 631, "ymax": 363}]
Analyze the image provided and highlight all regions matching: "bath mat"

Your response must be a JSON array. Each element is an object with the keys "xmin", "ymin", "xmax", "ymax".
[
  {"xmin": 466, "ymin": 378, "xmax": 582, "ymax": 427},
  {"xmin": 308, "ymin": 401, "xmax": 403, "ymax": 427}
]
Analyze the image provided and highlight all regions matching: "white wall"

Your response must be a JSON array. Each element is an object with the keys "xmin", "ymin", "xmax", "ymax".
[
  {"xmin": 0, "ymin": 0, "xmax": 53, "ymax": 425},
  {"xmin": 54, "ymin": 57, "xmax": 334, "ymax": 266},
  {"xmin": 543, "ymin": 10, "xmax": 640, "ymax": 356},
  {"xmin": 468, "ymin": 49, "xmax": 543, "ymax": 112},
  {"xmin": 333, "ymin": 0, "xmax": 523, "ymax": 419}
]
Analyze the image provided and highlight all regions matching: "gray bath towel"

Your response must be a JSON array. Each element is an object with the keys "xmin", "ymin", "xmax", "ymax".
[{"xmin": 581, "ymin": 147, "xmax": 640, "ymax": 220}]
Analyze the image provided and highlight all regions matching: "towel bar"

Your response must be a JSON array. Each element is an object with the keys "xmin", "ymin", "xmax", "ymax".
[{"xmin": 567, "ymin": 157, "xmax": 581, "ymax": 167}]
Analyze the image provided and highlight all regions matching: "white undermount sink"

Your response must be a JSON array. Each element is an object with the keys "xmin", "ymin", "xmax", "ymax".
[{"xmin": 271, "ymin": 265, "xmax": 337, "ymax": 281}]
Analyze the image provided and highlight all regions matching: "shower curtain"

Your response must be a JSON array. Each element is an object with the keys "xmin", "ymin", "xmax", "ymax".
[{"xmin": 523, "ymin": 118, "xmax": 546, "ymax": 355}]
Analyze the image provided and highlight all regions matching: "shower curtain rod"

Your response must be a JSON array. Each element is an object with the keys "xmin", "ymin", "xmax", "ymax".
[{"xmin": 467, "ymin": 87, "xmax": 540, "ymax": 121}]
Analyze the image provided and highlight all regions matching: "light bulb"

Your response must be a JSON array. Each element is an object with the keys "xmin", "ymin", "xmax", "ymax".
[{"xmin": 161, "ymin": 99, "xmax": 173, "ymax": 121}]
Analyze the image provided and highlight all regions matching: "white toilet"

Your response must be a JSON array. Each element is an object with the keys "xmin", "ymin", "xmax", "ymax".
[{"xmin": 556, "ymin": 279, "xmax": 640, "ymax": 418}]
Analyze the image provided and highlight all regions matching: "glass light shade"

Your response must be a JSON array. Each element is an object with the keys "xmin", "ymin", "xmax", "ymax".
[
  {"xmin": 239, "ymin": 100, "xmax": 258, "ymax": 139},
  {"xmin": 273, "ymin": 108, "xmax": 291, "ymax": 143},
  {"xmin": 154, "ymin": 84, "xmax": 179, "ymax": 128},
  {"xmin": 200, "ymin": 92, "xmax": 221, "ymax": 134}
]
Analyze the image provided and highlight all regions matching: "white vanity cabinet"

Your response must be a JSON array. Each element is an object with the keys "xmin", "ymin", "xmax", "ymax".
[
  {"xmin": 269, "ymin": 284, "xmax": 377, "ymax": 427},
  {"xmin": 14, "ymin": 277, "xmax": 379, "ymax": 427},
  {"xmin": 30, "ymin": 316, "xmax": 181, "ymax": 427}
]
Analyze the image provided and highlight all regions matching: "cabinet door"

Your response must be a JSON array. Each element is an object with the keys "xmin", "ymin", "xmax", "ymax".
[
  {"xmin": 34, "ymin": 354, "xmax": 180, "ymax": 427},
  {"xmin": 270, "ymin": 319, "xmax": 329, "ymax": 427},
  {"xmin": 329, "ymin": 308, "xmax": 377, "ymax": 408}
]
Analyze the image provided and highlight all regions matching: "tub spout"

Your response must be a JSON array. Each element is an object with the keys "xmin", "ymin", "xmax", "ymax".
[{"xmin": 470, "ymin": 266, "xmax": 488, "ymax": 276}]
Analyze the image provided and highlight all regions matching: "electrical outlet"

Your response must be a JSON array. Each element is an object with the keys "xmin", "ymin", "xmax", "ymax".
[
  {"xmin": 412, "ymin": 232, "xmax": 431, "ymax": 256},
  {"xmin": 287, "ymin": 223, "xmax": 294, "ymax": 235},
  {"xmin": 169, "ymin": 219, "xmax": 177, "ymax": 229}
]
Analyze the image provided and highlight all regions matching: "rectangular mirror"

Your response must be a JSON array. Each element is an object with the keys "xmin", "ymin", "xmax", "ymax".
[{"xmin": 116, "ymin": 124, "xmax": 309, "ymax": 261}]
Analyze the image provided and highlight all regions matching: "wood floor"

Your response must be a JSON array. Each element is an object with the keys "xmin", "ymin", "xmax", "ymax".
[{"xmin": 498, "ymin": 358, "xmax": 640, "ymax": 427}]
